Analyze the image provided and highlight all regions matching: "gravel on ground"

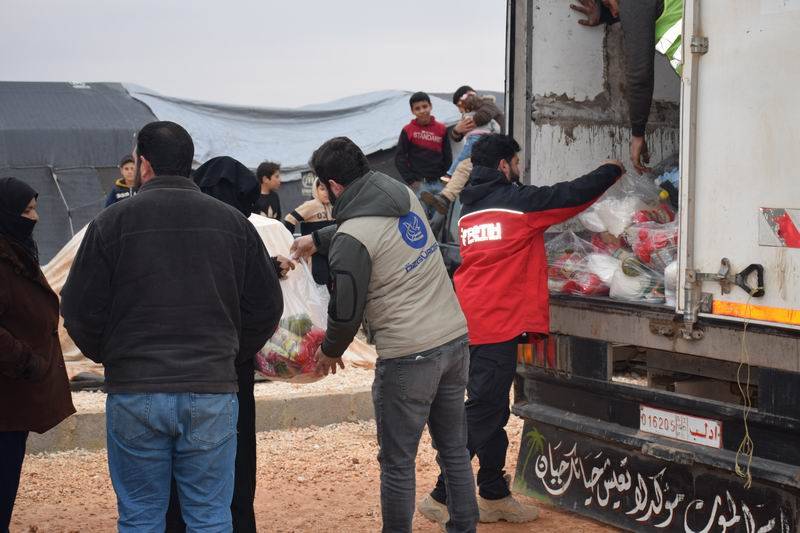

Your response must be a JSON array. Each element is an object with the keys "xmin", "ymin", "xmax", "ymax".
[{"xmin": 12, "ymin": 416, "xmax": 615, "ymax": 532}]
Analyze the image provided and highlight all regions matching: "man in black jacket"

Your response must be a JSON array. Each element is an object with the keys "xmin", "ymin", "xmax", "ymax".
[{"xmin": 61, "ymin": 121, "xmax": 282, "ymax": 533}]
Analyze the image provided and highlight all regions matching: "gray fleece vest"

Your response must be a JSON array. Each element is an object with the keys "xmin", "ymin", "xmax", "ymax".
[{"xmin": 337, "ymin": 188, "xmax": 467, "ymax": 358}]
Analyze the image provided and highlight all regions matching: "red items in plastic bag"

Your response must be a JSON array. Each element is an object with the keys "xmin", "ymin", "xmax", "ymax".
[
  {"xmin": 546, "ymin": 232, "xmax": 611, "ymax": 296},
  {"xmin": 255, "ymin": 313, "xmax": 327, "ymax": 383},
  {"xmin": 591, "ymin": 232, "xmax": 624, "ymax": 255},
  {"xmin": 624, "ymin": 221, "xmax": 678, "ymax": 271},
  {"xmin": 563, "ymin": 271, "xmax": 607, "ymax": 296},
  {"xmin": 631, "ymin": 203, "xmax": 675, "ymax": 225}
]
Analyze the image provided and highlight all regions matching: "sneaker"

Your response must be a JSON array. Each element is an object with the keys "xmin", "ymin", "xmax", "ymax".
[
  {"xmin": 478, "ymin": 494, "xmax": 540, "ymax": 523},
  {"xmin": 420, "ymin": 191, "xmax": 451, "ymax": 216},
  {"xmin": 418, "ymin": 494, "xmax": 450, "ymax": 526}
]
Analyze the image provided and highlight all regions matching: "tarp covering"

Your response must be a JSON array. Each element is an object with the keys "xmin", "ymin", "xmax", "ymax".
[
  {"xmin": 0, "ymin": 82, "xmax": 156, "ymax": 261},
  {"xmin": 0, "ymin": 82, "xmax": 465, "ymax": 261},
  {"xmin": 125, "ymin": 86, "xmax": 462, "ymax": 182},
  {"xmin": 0, "ymin": 82, "xmax": 156, "ymax": 169}
]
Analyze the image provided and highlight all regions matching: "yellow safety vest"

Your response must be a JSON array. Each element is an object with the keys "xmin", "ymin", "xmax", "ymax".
[{"xmin": 654, "ymin": 0, "xmax": 684, "ymax": 75}]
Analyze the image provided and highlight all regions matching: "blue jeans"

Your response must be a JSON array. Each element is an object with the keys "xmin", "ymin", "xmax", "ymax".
[
  {"xmin": 447, "ymin": 134, "xmax": 482, "ymax": 176},
  {"xmin": 106, "ymin": 393, "xmax": 239, "ymax": 533},
  {"xmin": 373, "ymin": 335, "xmax": 479, "ymax": 533}
]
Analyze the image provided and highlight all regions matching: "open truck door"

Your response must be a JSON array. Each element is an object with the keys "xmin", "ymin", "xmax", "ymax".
[{"xmin": 507, "ymin": 1, "xmax": 800, "ymax": 531}]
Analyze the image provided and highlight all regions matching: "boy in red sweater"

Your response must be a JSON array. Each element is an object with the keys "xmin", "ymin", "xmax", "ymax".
[{"xmin": 394, "ymin": 91, "xmax": 452, "ymax": 219}]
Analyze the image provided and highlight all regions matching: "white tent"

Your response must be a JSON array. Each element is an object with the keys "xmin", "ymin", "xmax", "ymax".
[{"xmin": 126, "ymin": 86, "xmax": 462, "ymax": 182}]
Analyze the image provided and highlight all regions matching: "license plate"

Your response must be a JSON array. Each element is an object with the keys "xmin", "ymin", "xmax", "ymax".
[{"xmin": 639, "ymin": 404, "xmax": 723, "ymax": 449}]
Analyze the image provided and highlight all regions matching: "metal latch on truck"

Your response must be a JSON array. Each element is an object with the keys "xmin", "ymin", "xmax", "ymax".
[
  {"xmin": 680, "ymin": 259, "xmax": 765, "ymax": 340},
  {"xmin": 687, "ymin": 258, "xmax": 765, "ymax": 298}
]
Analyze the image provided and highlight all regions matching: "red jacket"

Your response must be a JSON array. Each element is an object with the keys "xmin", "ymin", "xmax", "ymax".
[
  {"xmin": 394, "ymin": 117, "xmax": 452, "ymax": 184},
  {"xmin": 454, "ymin": 164, "xmax": 622, "ymax": 345}
]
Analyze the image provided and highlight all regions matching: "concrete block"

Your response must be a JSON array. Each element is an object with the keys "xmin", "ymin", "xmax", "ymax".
[{"xmin": 27, "ymin": 388, "xmax": 374, "ymax": 454}]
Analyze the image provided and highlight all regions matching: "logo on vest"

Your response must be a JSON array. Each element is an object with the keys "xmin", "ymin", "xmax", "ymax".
[{"xmin": 398, "ymin": 212, "xmax": 427, "ymax": 250}]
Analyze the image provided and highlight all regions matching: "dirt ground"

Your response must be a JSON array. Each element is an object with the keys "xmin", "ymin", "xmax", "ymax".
[{"xmin": 12, "ymin": 417, "xmax": 616, "ymax": 532}]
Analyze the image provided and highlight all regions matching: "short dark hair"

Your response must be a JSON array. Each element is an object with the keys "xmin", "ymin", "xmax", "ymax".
[
  {"xmin": 119, "ymin": 154, "xmax": 134, "ymax": 167},
  {"xmin": 409, "ymin": 91, "xmax": 431, "ymax": 108},
  {"xmin": 256, "ymin": 161, "xmax": 281, "ymax": 181},
  {"xmin": 135, "ymin": 121, "xmax": 194, "ymax": 177},
  {"xmin": 471, "ymin": 134, "xmax": 520, "ymax": 169},
  {"xmin": 452, "ymin": 85, "xmax": 474, "ymax": 105},
  {"xmin": 309, "ymin": 137, "xmax": 370, "ymax": 187}
]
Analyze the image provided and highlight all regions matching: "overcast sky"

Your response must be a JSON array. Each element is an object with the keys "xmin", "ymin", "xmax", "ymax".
[{"xmin": 1, "ymin": 0, "xmax": 506, "ymax": 108}]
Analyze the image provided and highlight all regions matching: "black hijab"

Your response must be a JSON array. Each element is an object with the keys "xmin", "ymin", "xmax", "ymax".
[
  {"xmin": 0, "ymin": 177, "xmax": 39, "ymax": 263},
  {"xmin": 192, "ymin": 156, "xmax": 260, "ymax": 217}
]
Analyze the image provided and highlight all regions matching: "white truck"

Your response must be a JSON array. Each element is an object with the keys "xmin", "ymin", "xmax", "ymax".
[{"xmin": 503, "ymin": 1, "xmax": 800, "ymax": 531}]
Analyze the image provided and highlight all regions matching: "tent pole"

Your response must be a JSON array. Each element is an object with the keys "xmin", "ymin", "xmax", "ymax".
[{"xmin": 49, "ymin": 167, "xmax": 75, "ymax": 237}]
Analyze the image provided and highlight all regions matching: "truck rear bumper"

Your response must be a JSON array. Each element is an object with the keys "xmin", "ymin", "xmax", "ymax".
[{"xmin": 513, "ymin": 364, "xmax": 800, "ymax": 532}]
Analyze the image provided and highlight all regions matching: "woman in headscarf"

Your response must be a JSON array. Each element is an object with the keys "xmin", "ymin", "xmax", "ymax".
[
  {"xmin": 0, "ymin": 177, "xmax": 75, "ymax": 530},
  {"xmin": 192, "ymin": 155, "xmax": 261, "ymax": 217}
]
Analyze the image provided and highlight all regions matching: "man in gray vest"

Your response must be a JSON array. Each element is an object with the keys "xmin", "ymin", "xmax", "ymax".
[{"xmin": 291, "ymin": 137, "xmax": 479, "ymax": 533}]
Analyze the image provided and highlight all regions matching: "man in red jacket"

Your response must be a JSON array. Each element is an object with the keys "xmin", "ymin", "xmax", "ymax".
[{"xmin": 419, "ymin": 134, "xmax": 624, "ymax": 525}]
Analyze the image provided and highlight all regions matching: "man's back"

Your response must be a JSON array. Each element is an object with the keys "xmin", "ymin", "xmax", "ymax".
[
  {"xmin": 321, "ymin": 171, "xmax": 467, "ymax": 359},
  {"xmin": 62, "ymin": 175, "xmax": 282, "ymax": 393},
  {"xmin": 455, "ymin": 163, "xmax": 621, "ymax": 344}
]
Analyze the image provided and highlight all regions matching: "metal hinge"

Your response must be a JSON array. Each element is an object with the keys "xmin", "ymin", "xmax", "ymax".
[
  {"xmin": 690, "ymin": 35, "xmax": 709, "ymax": 54},
  {"xmin": 686, "ymin": 258, "xmax": 733, "ymax": 294}
]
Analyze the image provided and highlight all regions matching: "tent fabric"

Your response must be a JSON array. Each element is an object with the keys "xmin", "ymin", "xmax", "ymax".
[
  {"xmin": 0, "ymin": 82, "xmax": 156, "ymax": 261},
  {"xmin": 125, "ymin": 86, "xmax": 462, "ymax": 182},
  {"xmin": 0, "ymin": 82, "xmax": 467, "ymax": 261},
  {"xmin": 0, "ymin": 82, "xmax": 156, "ymax": 169},
  {"xmin": 42, "ymin": 225, "xmax": 89, "ymax": 364}
]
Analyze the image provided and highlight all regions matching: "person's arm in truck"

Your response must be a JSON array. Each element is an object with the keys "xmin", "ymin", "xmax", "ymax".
[
  {"xmin": 450, "ymin": 117, "xmax": 476, "ymax": 143},
  {"xmin": 514, "ymin": 162, "xmax": 625, "ymax": 229},
  {"xmin": 571, "ymin": 0, "xmax": 662, "ymax": 174},
  {"xmin": 570, "ymin": 0, "xmax": 619, "ymax": 26},
  {"xmin": 619, "ymin": 0, "xmax": 664, "ymax": 174}
]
